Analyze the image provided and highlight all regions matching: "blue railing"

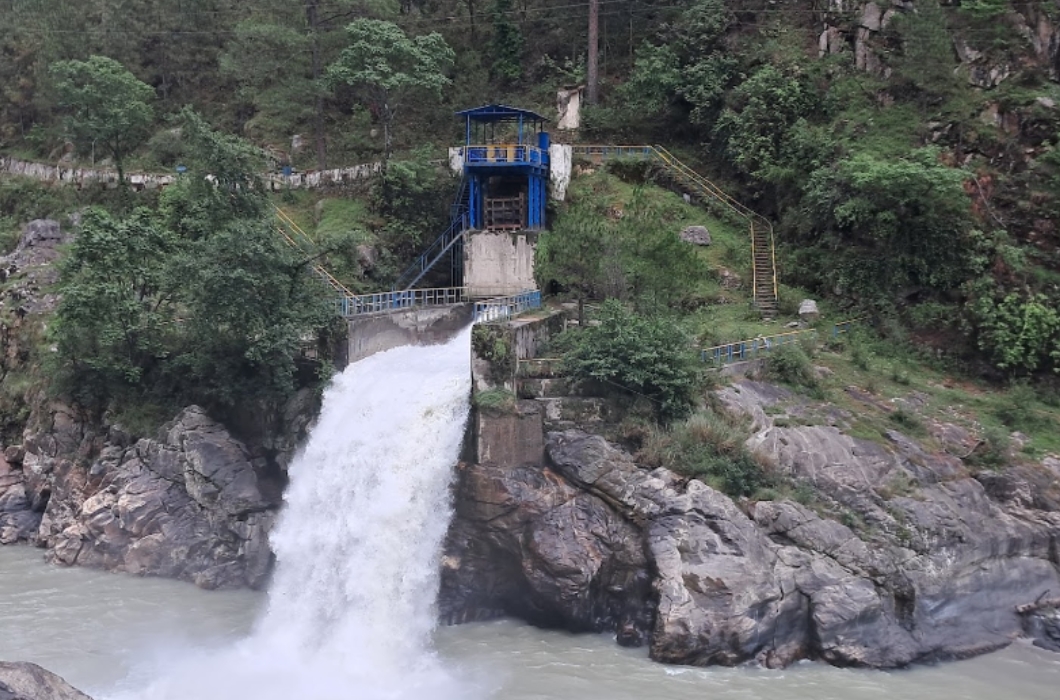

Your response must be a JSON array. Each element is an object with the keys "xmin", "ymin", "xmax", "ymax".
[
  {"xmin": 463, "ymin": 144, "xmax": 549, "ymax": 168},
  {"xmin": 336, "ymin": 287, "xmax": 468, "ymax": 318},
  {"xmin": 700, "ymin": 319, "xmax": 862, "ymax": 366},
  {"xmin": 473, "ymin": 290, "xmax": 542, "ymax": 323},
  {"xmin": 701, "ymin": 330, "xmax": 816, "ymax": 365},
  {"xmin": 392, "ymin": 177, "xmax": 470, "ymax": 292}
]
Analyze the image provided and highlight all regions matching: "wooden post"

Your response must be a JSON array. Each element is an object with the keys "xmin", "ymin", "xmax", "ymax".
[{"xmin": 587, "ymin": 0, "xmax": 599, "ymax": 104}]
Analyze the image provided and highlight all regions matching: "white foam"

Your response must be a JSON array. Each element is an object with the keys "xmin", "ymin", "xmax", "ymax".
[{"xmin": 116, "ymin": 329, "xmax": 476, "ymax": 700}]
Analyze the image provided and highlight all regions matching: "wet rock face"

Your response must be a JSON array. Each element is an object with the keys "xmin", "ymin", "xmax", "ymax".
[
  {"xmin": 0, "ymin": 450, "xmax": 41, "ymax": 545},
  {"xmin": 545, "ymin": 431, "xmax": 925, "ymax": 668},
  {"xmin": 440, "ymin": 461, "xmax": 654, "ymax": 644},
  {"xmin": 1021, "ymin": 604, "xmax": 1060, "ymax": 652},
  {"xmin": 0, "ymin": 661, "xmax": 94, "ymax": 700},
  {"xmin": 444, "ymin": 394, "xmax": 1060, "ymax": 669},
  {"xmin": 23, "ymin": 405, "xmax": 276, "ymax": 589}
]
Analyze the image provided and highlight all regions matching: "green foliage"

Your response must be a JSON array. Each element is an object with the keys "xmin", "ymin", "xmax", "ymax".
[
  {"xmin": 51, "ymin": 117, "xmax": 334, "ymax": 423},
  {"xmin": 993, "ymin": 382, "xmax": 1052, "ymax": 433},
  {"xmin": 968, "ymin": 287, "xmax": 1060, "ymax": 374},
  {"xmin": 372, "ymin": 150, "xmax": 454, "ymax": 275},
  {"xmin": 539, "ymin": 179, "xmax": 708, "ymax": 312},
  {"xmin": 472, "ymin": 325, "xmax": 511, "ymax": 363},
  {"xmin": 638, "ymin": 409, "xmax": 772, "ymax": 497},
  {"xmin": 473, "ymin": 387, "xmax": 517, "ymax": 415},
  {"xmin": 888, "ymin": 406, "xmax": 927, "ymax": 437},
  {"xmin": 714, "ymin": 64, "xmax": 814, "ymax": 180},
  {"xmin": 219, "ymin": 16, "xmax": 318, "ymax": 147},
  {"xmin": 801, "ymin": 148, "xmax": 973, "ymax": 304},
  {"xmin": 618, "ymin": 190, "xmax": 707, "ymax": 311},
  {"xmin": 327, "ymin": 19, "xmax": 454, "ymax": 159},
  {"xmin": 472, "ymin": 325, "xmax": 513, "ymax": 383},
  {"xmin": 535, "ymin": 204, "xmax": 613, "ymax": 314},
  {"xmin": 959, "ymin": 0, "xmax": 1009, "ymax": 19},
  {"xmin": 561, "ymin": 300, "xmax": 702, "ymax": 422},
  {"xmin": 766, "ymin": 344, "xmax": 821, "ymax": 397},
  {"xmin": 968, "ymin": 424, "xmax": 1011, "ymax": 471},
  {"xmin": 620, "ymin": 0, "xmax": 735, "ymax": 126},
  {"xmin": 490, "ymin": 0, "xmax": 523, "ymax": 84},
  {"xmin": 49, "ymin": 55, "xmax": 154, "ymax": 184},
  {"xmin": 160, "ymin": 108, "xmax": 268, "ymax": 240},
  {"xmin": 0, "ymin": 178, "xmax": 76, "ymax": 252},
  {"xmin": 51, "ymin": 207, "xmax": 180, "ymax": 405},
  {"xmin": 890, "ymin": 0, "xmax": 960, "ymax": 103}
]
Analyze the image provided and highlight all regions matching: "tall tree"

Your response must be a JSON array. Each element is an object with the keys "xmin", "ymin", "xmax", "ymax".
[
  {"xmin": 587, "ymin": 0, "xmax": 599, "ymax": 103},
  {"xmin": 49, "ymin": 55, "xmax": 154, "ymax": 187},
  {"xmin": 52, "ymin": 207, "xmax": 181, "ymax": 408},
  {"xmin": 327, "ymin": 19, "xmax": 454, "ymax": 161},
  {"xmin": 490, "ymin": 0, "xmax": 524, "ymax": 84},
  {"xmin": 535, "ymin": 205, "xmax": 614, "ymax": 324}
]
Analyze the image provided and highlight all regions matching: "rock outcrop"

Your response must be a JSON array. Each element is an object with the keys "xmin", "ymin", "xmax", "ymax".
[
  {"xmin": 679, "ymin": 225, "xmax": 711, "ymax": 246},
  {"xmin": 1, "ymin": 220, "xmax": 69, "ymax": 544},
  {"xmin": 0, "ymin": 449, "xmax": 40, "ymax": 544},
  {"xmin": 0, "ymin": 661, "xmax": 94, "ymax": 700},
  {"xmin": 442, "ymin": 378, "xmax": 1060, "ymax": 668},
  {"xmin": 15, "ymin": 405, "xmax": 277, "ymax": 589},
  {"xmin": 440, "ymin": 460, "xmax": 654, "ymax": 644}
]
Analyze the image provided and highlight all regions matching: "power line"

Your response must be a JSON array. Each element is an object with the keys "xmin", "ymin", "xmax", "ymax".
[{"xmin": 5, "ymin": 0, "xmax": 1058, "ymax": 32}]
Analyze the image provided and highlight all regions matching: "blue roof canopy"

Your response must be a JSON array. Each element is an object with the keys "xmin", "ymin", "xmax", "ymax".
[{"xmin": 455, "ymin": 104, "xmax": 549, "ymax": 124}]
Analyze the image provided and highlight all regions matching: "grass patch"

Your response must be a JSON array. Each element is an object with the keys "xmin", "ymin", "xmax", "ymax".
[
  {"xmin": 637, "ymin": 408, "xmax": 774, "ymax": 497},
  {"xmin": 766, "ymin": 344, "xmax": 824, "ymax": 398},
  {"xmin": 472, "ymin": 387, "xmax": 517, "ymax": 415},
  {"xmin": 888, "ymin": 406, "xmax": 927, "ymax": 438},
  {"xmin": 966, "ymin": 424, "xmax": 1011, "ymax": 471},
  {"xmin": 108, "ymin": 399, "xmax": 180, "ymax": 440},
  {"xmin": 992, "ymin": 382, "xmax": 1053, "ymax": 434}
]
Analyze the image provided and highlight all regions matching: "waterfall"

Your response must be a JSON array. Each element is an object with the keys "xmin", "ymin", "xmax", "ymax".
[{"xmin": 123, "ymin": 328, "xmax": 476, "ymax": 700}]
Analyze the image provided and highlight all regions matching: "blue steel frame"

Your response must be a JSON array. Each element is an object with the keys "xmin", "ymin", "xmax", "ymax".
[{"xmin": 457, "ymin": 104, "xmax": 550, "ymax": 230}]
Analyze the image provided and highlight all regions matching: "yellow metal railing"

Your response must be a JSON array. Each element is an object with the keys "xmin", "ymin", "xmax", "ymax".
[
  {"xmin": 274, "ymin": 206, "xmax": 354, "ymax": 298},
  {"xmin": 570, "ymin": 144, "xmax": 779, "ymax": 311}
]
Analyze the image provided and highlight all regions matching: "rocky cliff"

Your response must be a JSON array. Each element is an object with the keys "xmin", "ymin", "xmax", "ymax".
[
  {"xmin": 440, "ymin": 381, "xmax": 1060, "ymax": 668},
  {"xmin": 21, "ymin": 405, "xmax": 276, "ymax": 589},
  {"xmin": 2, "ymin": 399, "xmax": 278, "ymax": 589},
  {"xmin": 0, "ymin": 220, "xmax": 282, "ymax": 588}
]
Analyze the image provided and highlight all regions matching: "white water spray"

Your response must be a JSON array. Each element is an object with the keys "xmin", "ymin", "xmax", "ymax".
[{"xmin": 121, "ymin": 329, "xmax": 476, "ymax": 700}]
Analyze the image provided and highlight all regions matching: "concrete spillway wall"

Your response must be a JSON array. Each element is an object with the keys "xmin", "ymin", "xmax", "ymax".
[
  {"xmin": 343, "ymin": 304, "xmax": 473, "ymax": 368},
  {"xmin": 464, "ymin": 231, "xmax": 539, "ymax": 298}
]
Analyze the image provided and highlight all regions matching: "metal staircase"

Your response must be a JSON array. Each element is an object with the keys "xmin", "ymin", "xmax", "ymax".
[
  {"xmin": 571, "ymin": 145, "xmax": 779, "ymax": 316},
  {"xmin": 391, "ymin": 177, "xmax": 471, "ymax": 292}
]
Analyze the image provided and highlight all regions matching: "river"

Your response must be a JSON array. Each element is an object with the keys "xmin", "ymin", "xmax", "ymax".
[
  {"xmin": 2, "ymin": 333, "xmax": 1059, "ymax": 698},
  {"xmin": 1, "ymin": 546, "xmax": 1059, "ymax": 699}
]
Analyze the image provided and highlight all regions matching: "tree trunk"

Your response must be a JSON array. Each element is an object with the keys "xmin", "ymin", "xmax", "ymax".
[
  {"xmin": 382, "ymin": 100, "xmax": 394, "ymax": 163},
  {"xmin": 587, "ymin": 0, "xmax": 599, "ymax": 104},
  {"xmin": 466, "ymin": 0, "xmax": 477, "ymax": 40},
  {"xmin": 305, "ymin": 0, "xmax": 327, "ymax": 169}
]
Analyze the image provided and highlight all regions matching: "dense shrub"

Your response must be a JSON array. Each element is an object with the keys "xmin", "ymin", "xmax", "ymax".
[
  {"xmin": 50, "ymin": 114, "xmax": 334, "ymax": 425},
  {"xmin": 766, "ymin": 344, "xmax": 821, "ymax": 396},
  {"xmin": 967, "ymin": 287, "xmax": 1060, "ymax": 374},
  {"xmin": 561, "ymin": 300, "xmax": 702, "ymax": 422},
  {"xmin": 638, "ymin": 409, "xmax": 772, "ymax": 497}
]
